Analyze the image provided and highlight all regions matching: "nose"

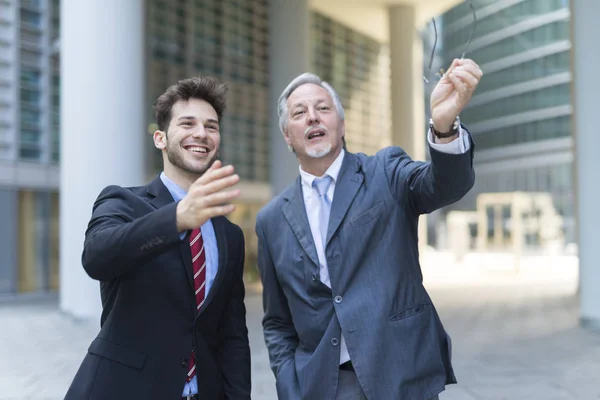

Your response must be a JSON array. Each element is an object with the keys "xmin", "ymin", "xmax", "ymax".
[
  {"xmin": 191, "ymin": 126, "xmax": 207, "ymax": 139},
  {"xmin": 307, "ymin": 107, "xmax": 319, "ymax": 124}
]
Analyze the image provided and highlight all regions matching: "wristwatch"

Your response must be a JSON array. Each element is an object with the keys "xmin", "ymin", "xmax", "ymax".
[{"xmin": 430, "ymin": 116, "xmax": 460, "ymax": 139}]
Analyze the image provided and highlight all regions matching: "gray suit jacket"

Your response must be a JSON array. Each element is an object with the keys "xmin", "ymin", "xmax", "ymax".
[{"xmin": 256, "ymin": 134, "xmax": 475, "ymax": 400}]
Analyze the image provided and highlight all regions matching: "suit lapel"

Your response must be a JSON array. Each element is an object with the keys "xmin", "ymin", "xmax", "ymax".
[
  {"xmin": 199, "ymin": 216, "xmax": 228, "ymax": 313},
  {"xmin": 146, "ymin": 177, "xmax": 194, "ymax": 291},
  {"xmin": 282, "ymin": 178, "xmax": 320, "ymax": 267},
  {"xmin": 327, "ymin": 152, "xmax": 364, "ymax": 246}
]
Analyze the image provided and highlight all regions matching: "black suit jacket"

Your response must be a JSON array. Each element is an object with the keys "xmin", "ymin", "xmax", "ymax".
[{"xmin": 65, "ymin": 176, "xmax": 251, "ymax": 400}]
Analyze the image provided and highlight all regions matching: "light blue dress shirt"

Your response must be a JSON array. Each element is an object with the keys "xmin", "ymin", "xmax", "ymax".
[{"xmin": 159, "ymin": 172, "xmax": 219, "ymax": 397}]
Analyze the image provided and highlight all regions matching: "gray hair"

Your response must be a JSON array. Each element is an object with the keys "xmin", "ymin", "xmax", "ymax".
[{"xmin": 277, "ymin": 72, "xmax": 345, "ymax": 135}]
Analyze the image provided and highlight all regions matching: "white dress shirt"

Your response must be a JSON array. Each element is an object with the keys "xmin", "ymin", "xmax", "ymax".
[{"xmin": 298, "ymin": 127, "xmax": 470, "ymax": 365}]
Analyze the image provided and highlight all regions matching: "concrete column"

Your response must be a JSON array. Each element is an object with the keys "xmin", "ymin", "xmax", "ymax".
[
  {"xmin": 60, "ymin": 0, "xmax": 145, "ymax": 319},
  {"xmin": 388, "ymin": 5, "xmax": 428, "ymax": 247},
  {"xmin": 268, "ymin": 0, "xmax": 311, "ymax": 196},
  {"xmin": 388, "ymin": 5, "xmax": 426, "ymax": 160},
  {"xmin": 571, "ymin": 0, "xmax": 600, "ymax": 330}
]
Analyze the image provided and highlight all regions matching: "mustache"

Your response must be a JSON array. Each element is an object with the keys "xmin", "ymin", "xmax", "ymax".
[
  {"xmin": 304, "ymin": 125, "xmax": 328, "ymax": 137},
  {"xmin": 180, "ymin": 139, "xmax": 213, "ymax": 149}
]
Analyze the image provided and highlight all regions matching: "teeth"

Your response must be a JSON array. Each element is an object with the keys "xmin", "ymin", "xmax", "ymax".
[{"xmin": 188, "ymin": 146, "xmax": 208, "ymax": 153}]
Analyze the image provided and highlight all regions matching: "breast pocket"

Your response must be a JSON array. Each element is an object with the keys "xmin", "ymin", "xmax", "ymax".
[{"xmin": 350, "ymin": 200, "xmax": 384, "ymax": 229}]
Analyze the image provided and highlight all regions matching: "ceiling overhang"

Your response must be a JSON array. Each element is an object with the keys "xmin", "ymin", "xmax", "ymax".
[{"xmin": 310, "ymin": 0, "xmax": 464, "ymax": 42}]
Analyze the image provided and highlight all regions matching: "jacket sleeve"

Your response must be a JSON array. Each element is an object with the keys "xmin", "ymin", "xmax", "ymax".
[
  {"xmin": 217, "ymin": 225, "xmax": 251, "ymax": 399},
  {"xmin": 256, "ymin": 214, "xmax": 302, "ymax": 399},
  {"xmin": 383, "ymin": 125, "xmax": 476, "ymax": 215},
  {"xmin": 81, "ymin": 185, "xmax": 181, "ymax": 281}
]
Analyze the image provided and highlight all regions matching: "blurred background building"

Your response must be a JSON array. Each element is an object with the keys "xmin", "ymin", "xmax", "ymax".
[
  {"xmin": 0, "ymin": 0, "xmax": 598, "ymax": 330},
  {"xmin": 0, "ymin": 0, "xmax": 439, "ymax": 303},
  {"xmin": 427, "ymin": 0, "xmax": 574, "ymax": 251},
  {"xmin": 0, "ymin": 0, "xmax": 61, "ymax": 295}
]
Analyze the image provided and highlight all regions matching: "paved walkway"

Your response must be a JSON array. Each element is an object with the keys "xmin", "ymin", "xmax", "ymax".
[{"xmin": 1, "ymin": 256, "xmax": 599, "ymax": 399}]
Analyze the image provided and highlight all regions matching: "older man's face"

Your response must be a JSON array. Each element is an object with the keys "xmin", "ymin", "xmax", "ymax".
[{"xmin": 284, "ymin": 83, "xmax": 344, "ymax": 164}]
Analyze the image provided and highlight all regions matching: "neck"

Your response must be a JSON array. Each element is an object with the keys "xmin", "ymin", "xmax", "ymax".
[
  {"xmin": 299, "ymin": 148, "xmax": 341, "ymax": 177},
  {"xmin": 162, "ymin": 163, "xmax": 198, "ymax": 191}
]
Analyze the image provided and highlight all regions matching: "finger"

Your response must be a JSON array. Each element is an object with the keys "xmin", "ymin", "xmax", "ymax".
[
  {"xmin": 201, "ymin": 188, "xmax": 241, "ymax": 208},
  {"xmin": 448, "ymin": 70, "xmax": 469, "ymax": 94},
  {"xmin": 202, "ymin": 159, "xmax": 222, "ymax": 176},
  {"xmin": 205, "ymin": 204, "xmax": 236, "ymax": 218},
  {"xmin": 457, "ymin": 59, "xmax": 483, "ymax": 78},
  {"xmin": 209, "ymin": 159, "xmax": 222, "ymax": 170},
  {"xmin": 452, "ymin": 68, "xmax": 479, "ymax": 90},
  {"xmin": 195, "ymin": 164, "xmax": 235, "ymax": 185},
  {"xmin": 459, "ymin": 61, "xmax": 483, "ymax": 78},
  {"xmin": 198, "ymin": 173, "xmax": 240, "ymax": 195},
  {"xmin": 443, "ymin": 59, "xmax": 461, "ymax": 77}
]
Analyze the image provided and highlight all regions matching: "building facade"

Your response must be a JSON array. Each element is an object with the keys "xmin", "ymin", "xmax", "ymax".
[
  {"xmin": 0, "ymin": 0, "xmax": 396, "ymax": 298},
  {"xmin": 0, "ymin": 0, "xmax": 60, "ymax": 295},
  {"xmin": 436, "ymin": 0, "xmax": 574, "ymax": 245},
  {"xmin": 2, "ymin": 0, "xmax": 599, "ymax": 331}
]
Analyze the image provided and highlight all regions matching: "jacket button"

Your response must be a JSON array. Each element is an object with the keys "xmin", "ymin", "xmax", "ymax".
[
  {"xmin": 181, "ymin": 357, "xmax": 189, "ymax": 367},
  {"xmin": 331, "ymin": 338, "xmax": 339, "ymax": 346},
  {"xmin": 311, "ymin": 272, "xmax": 317, "ymax": 281},
  {"xmin": 334, "ymin": 295, "xmax": 342, "ymax": 303}
]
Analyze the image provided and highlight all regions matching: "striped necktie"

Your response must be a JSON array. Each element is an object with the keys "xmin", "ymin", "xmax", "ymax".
[{"xmin": 186, "ymin": 227, "xmax": 206, "ymax": 382}]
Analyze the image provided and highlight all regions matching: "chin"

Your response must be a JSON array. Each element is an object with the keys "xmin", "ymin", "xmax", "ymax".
[
  {"xmin": 307, "ymin": 144, "xmax": 333, "ymax": 159},
  {"xmin": 182, "ymin": 155, "xmax": 217, "ymax": 176}
]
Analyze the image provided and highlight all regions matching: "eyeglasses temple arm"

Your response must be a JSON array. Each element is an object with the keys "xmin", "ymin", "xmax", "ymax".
[{"xmin": 462, "ymin": 1, "xmax": 478, "ymax": 59}]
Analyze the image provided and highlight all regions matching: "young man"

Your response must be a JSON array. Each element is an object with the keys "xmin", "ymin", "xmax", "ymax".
[
  {"xmin": 66, "ymin": 76, "xmax": 251, "ymax": 400},
  {"xmin": 256, "ymin": 59, "xmax": 482, "ymax": 399}
]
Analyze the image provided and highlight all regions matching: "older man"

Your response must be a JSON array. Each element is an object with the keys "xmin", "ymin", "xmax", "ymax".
[{"xmin": 256, "ymin": 59, "xmax": 482, "ymax": 399}]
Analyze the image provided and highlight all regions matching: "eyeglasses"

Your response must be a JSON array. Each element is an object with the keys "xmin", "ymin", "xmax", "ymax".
[{"xmin": 423, "ymin": 1, "xmax": 478, "ymax": 84}]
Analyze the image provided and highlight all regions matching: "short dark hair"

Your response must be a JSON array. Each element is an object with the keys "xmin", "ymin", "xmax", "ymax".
[{"xmin": 153, "ymin": 76, "xmax": 228, "ymax": 132}]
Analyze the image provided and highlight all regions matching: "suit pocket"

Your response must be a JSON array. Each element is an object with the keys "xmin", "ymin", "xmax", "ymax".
[
  {"xmin": 389, "ymin": 303, "xmax": 431, "ymax": 322},
  {"xmin": 350, "ymin": 201, "xmax": 384, "ymax": 229},
  {"xmin": 88, "ymin": 338, "xmax": 146, "ymax": 369}
]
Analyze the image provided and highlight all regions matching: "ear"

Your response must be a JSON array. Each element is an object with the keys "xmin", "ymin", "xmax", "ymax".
[
  {"xmin": 283, "ymin": 129, "xmax": 292, "ymax": 147},
  {"xmin": 153, "ymin": 130, "xmax": 167, "ymax": 150}
]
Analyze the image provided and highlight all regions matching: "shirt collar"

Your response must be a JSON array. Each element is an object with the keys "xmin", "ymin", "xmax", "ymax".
[
  {"xmin": 299, "ymin": 149, "xmax": 345, "ymax": 191},
  {"xmin": 159, "ymin": 172, "xmax": 187, "ymax": 202}
]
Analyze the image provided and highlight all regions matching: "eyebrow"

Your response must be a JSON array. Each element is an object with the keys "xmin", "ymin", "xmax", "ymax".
[
  {"xmin": 290, "ymin": 99, "xmax": 330, "ymax": 109},
  {"xmin": 177, "ymin": 116, "xmax": 219, "ymax": 124}
]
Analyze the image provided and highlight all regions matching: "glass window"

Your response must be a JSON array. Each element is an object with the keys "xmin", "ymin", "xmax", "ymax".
[
  {"xmin": 462, "ymin": 83, "xmax": 570, "ymax": 125},
  {"xmin": 20, "ymin": 68, "xmax": 41, "ymax": 86},
  {"xmin": 20, "ymin": 109, "xmax": 40, "ymax": 125},
  {"xmin": 20, "ymin": 88, "xmax": 40, "ymax": 104},
  {"xmin": 147, "ymin": 0, "xmax": 270, "ymax": 181},
  {"xmin": 21, "ymin": 128, "xmax": 40, "ymax": 143},
  {"xmin": 475, "ymin": 115, "xmax": 571, "ymax": 150},
  {"xmin": 20, "ymin": 148, "xmax": 42, "ymax": 160},
  {"xmin": 311, "ymin": 12, "xmax": 388, "ymax": 156},
  {"xmin": 20, "ymin": 9, "xmax": 41, "ymax": 27}
]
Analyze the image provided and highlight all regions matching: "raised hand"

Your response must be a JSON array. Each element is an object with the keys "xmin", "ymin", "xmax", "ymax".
[
  {"xmin": 430, "ymin": 58, "xmax": 483, "ymax": 132},
  {"xmin": 175, "ymin": 160, "xmax": 241, "ymax": 232}
]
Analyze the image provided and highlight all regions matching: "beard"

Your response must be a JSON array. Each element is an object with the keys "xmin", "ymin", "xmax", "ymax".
[
  {"xmin": 306, "ymin": 143, "xmax": 332, "ymax": 158},
  {"xmin": 303, "ymin": 124, "xmax": 333, "ymax": 159},
  {"xmin": 165, "ymin": 139, "xmax": 218, "ymax": 176}
]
